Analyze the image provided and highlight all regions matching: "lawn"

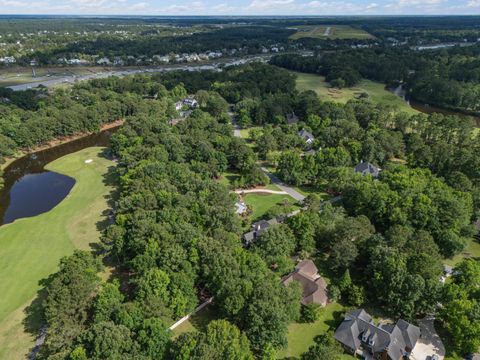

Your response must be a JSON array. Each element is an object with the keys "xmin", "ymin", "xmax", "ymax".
[
  {"xmin": 244, "ymin": 193, "xmax": 298, "ymax": 220},
  {"xmin": 277, "ymin": 302, "xmax": 354, "ymax": 359},
  {"xmin": 0, "ymin": 147, "xmax": 116, "ymax": 360},
  {"xmin": 171, "ymin": 305, "xmax": 220, "ymax": 338},
  {"xmin": 443, "ymin": 238, "xmax": 480, "ymax": 267},
  {"xmin": 289, "ymin": 25, "xmax": 374, "ymax": 40},
  {"xmin": 295, "ymin": 72, "xmax": 419, "ymax": 115},
  {"xmin": 293, "ymin": 184, "xmax": 329, "ymax": 200}
]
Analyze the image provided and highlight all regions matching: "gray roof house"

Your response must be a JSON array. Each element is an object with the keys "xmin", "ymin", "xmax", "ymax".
[
  {"xmin": 286, "ymin": 112, "xmax": 299, "ymax": 124},
  {"xmin": 281, "ymin": 260, "xmax": 328, "ymax": 306},
  {"xmin": 243, "ymin": 218, "xmax": 280, "ymax": 245},
  {"xmin": 354, "ymin": 160, "xmax": 381, "ymax": 178},
  {"xmin": 298, "ymin": 129, "xmax": 315, "ymax": 144},
  {"xmin": 334, "ymin": 309, "xmax": 420, "ymax": 360}
]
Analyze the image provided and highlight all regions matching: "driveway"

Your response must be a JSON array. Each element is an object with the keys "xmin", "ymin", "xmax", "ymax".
[
  {"xmin": 260, "ymin": 167, "xmax": 306, "ymax": 202},
  {"xmin": 411, "ymin": 316, "xmax": 445, "ymax": 360}
]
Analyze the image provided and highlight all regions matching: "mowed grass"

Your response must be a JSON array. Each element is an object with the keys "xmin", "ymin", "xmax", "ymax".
[
  {"xmin": 295, "ymin": 72, "xmax": 419, "ymax": 115},
  {"xmin": 0, "ymin": 147, "xmax": 115, "ymax": 360},
  {"xmin": 171, "ymin": 305, "xmax": 220, "ymax": 338},
  {"xmin": 277, "ymin": 302, "xmax": 354, "ymax": 359},
  {"xmin": 244, "ymin": 193, "xmax": 298, "ymax": 220},
  {"xmin": 289, "ymin": 25, "xmax": 374, "ymax": 40},
  {"xmin": 443, "ymin": 238, "xmax": 480, "ymax": 267}
]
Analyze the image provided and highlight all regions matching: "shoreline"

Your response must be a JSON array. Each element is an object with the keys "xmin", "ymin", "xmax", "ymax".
[{"xmin": 0, "ymin": 119, "xmax": 124, "ymax": 171}]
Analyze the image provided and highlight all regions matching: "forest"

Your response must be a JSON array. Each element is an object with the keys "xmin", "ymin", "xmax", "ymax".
[
  {"xmin": 0, "ymin": 61, "xmax": 479, "ymax": 358},
  {"xmin": 270, "ymin": 44, "xmax": 480, "ymax": 113}
]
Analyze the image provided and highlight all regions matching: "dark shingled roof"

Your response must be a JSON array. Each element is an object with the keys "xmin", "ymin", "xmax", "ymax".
[
  {"xmin": 354, "ymin": 161, "xmax": 381, "ymax": 178},
  {"xmin": 298, "ymin": 129, "xmax": 315, "ymax": 142},
  {"xmin": 286, "ymin": 112, "xmax": 299, "ymax": 124},
  {"xmin": 334, "ymin": 309, "xmax": 420, "ymax": 360}
]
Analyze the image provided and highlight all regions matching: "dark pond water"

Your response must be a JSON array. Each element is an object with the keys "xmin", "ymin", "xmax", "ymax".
[
  {"xmin": 0, "ymin": 127, "xmax": 119, "ymax": 225},
  {"xmin": 389, "ymin": 85, "xmax": 480, "ymax": 126}
]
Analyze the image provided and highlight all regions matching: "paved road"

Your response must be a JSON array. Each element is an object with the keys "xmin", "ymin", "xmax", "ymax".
[
  {"xmin": 228, "ymin": 110, "xmax": 242, "ymax": 138},
  {"xmin": 229, "ymin": 112, "xmax": 306, "ymax": 202},
  {"xmin": 260, "ymin": 167, "xmax": 306, "ymax": 202},
  {"xmin": 8, "ymin": 55, "xmax": 273, "ymax": 91},
  {"xmin": 235, "ymin": 189, "xmax": 288, "ymax": 195}
]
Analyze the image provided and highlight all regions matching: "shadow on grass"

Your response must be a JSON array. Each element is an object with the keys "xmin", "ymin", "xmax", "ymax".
[
  {"xmin": 23, "ymin": 275, "xmax": 55, "ymax": 359},
  {"xmin": 91, "ymin": 148, "xmax": 120, "ymax": 254}
]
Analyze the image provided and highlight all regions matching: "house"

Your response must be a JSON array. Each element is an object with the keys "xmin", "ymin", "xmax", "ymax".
[
  {"xmin": 243, "ymin": 217, "xmax": 280, "ymax": 245},
  {"xmin": 334, "ymin": 309, "xmax": 420, "ymax": 360},
  {"xmin": 175, "ymin": 101, "xmax": 183, "ymax": 111},
  {"xmin": 354, "ymin": 160, "xmax": 381, "ymax": 178},
  {"xmin": 96, "ymin": 57, "xmax": 111, "ymax": 65},
  {"xmin": 183, "ymin": 97, "xmax": 198, "ymax": 108},
  {"xmin": 286, "ymin": 112, "xmax": 299, "ymax": 124},
  {"xmin": 298, "ymin": 129, "xmax": 315, "ymax": 145},
  {"xmin": 281, "ymin": 260, "xmax": 328, "ymax": 306},
  {"xmin": 235, "ymin": 201, "xmax": 247, "ymax": 215}
]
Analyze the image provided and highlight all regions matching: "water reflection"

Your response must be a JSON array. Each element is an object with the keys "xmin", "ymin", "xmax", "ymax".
[{"xmin": 0, "ymin": 127, "xmax": 119, "ymax": 225}]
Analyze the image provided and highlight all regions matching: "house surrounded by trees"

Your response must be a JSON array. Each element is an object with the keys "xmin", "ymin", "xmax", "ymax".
[
  {"xmin": 334, "ymin": 309, "xmax": 420, "ymax": 360},
  {"xmin": 281, "ymin": 259, "xmax": 328, "ymax": 306}
]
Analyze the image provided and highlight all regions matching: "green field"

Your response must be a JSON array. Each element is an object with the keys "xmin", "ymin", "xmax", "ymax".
[
  {"xmin": 289, "ymin": 25, "xmax": 374, "ymax": 40},
  {"xmin": 244, "ymin": 193, "xmax": 298, "ymax": 220},
  {"xmin": 0, "ymin": 147, "xmax": 115, "ymax": 359},
  {"xmin": 443, "ymin": 238, "xmax": 480, "ymax": 267},
  {"xmin": 171, "ymin": 305, "xmax": 219, "ymax": 338},
  {"xmin": 277, "ymin": 302, "xmax": 354, "ymax": 359},
  {"xmin": 295, "ymin": 72, "xmax": 419, "ymax": 115}
]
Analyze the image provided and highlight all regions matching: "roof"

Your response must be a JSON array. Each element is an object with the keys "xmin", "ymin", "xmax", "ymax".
[
  {"xmin": 235, "ymin": 201, "xmax": 247, "ymax": 215},
  {"xmin": 354, "ymin": 161, "xmax": 381, "ymax": 178},
  {"xmin": 334, "ymin": 309, "xmax": 420, "ymax": 360},
  {"xmin": 243, "ymin": 217, "xmax": 280, "ymax": 245},
  {"xmin": 298, "ymin": 129, "xmax": 315, "ymax": 142},
  {"xmin": 286, "ymin": 112, "xmax": 299, "ymax": 124},
  {"xmin": 281, "ymin": 260, "xmax": 328, "ymax": 306}
]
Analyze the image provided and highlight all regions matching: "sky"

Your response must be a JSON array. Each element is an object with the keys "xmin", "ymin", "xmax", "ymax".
[{"xmin": 0, "ymin": 0, "xmax": 480, "ymax": 15}]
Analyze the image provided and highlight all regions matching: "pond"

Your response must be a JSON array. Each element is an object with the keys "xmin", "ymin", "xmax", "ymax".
[
  {"xmin": 389, "ymin": 84, "xmax": 480, "ymax": 126},
  {"xmin": 0, "ymin": 127, "xmax": 119, "ymax": 225}
]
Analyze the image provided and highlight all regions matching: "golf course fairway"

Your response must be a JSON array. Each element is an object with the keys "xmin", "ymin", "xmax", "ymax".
[{"xmin": 0, "ymin": 146, "xmax": 115, "ymax": 359}]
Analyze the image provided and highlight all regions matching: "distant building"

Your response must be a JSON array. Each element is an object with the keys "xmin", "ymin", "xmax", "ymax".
[
  {"xmin": 298, "ymin": 129, "xmax": 315, "ymax": 145},
  {"xmin": 334, "ymin": 309, "xmax": 420, "ymax": 360},
  {"xmin": 96, "ymin": 57, "xmax": 111, "ymax": 65},
  {"xmin": 183, "ymin": 96, "xmax": 198, "ymax": 108},
  {"xmin": 282, "ymin": 260, "xmax": 328, "ymax": 306},
  {"xmin": 354, "ymin": 160, "xmax": 381, "ymax": 178},
  {"xmin": 0, "ymin": 56, "xmax": 16, "ymax": 64},
  {"xmin": 243, "ymin": 218, "xmax": 280, "ymax": 245},
  {"xmin": 286, "ymin": 112, "xmax": 299, "ymax": 125}
]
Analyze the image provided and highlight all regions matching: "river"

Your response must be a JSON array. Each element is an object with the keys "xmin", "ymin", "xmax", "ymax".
[
  {"xmin": 389, "ymin": 84, "xmax": 480, "ymax": 126},
  {"xmin": 0, "ymin": 127, "xmax": 118, "ymax": 226}
]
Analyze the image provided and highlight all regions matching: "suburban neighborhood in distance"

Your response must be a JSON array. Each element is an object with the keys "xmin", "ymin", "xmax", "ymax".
[{"xmin": 0, "ymin": 5, "xmax": 479, "ymax": 360}]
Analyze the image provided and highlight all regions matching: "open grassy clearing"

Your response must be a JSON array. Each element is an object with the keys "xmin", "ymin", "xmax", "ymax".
[
  {"xmin": 443, "ymin": 238, "xmax": 480, "ymax": 267},
  {"xmin": 244, "ymin": 193, "xmax": 298, "ymax": 220},
  {"xmin": 0, "ymin": 147, "xmax": 115, "ymax": 360},
  {"xmin": 171, "ymin": 305, "xmax": 220, "ymax": 338},
  {"xmin": 295, "ymin": 72, "xmax": 419, "ymax": 115},
  {"xmin": 289, "ymin": 25, "xmax": 374, "ymax": 40},
  {"xmin": 277, "ymin": 302, "xmax": 354, "ymax": 359}
]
